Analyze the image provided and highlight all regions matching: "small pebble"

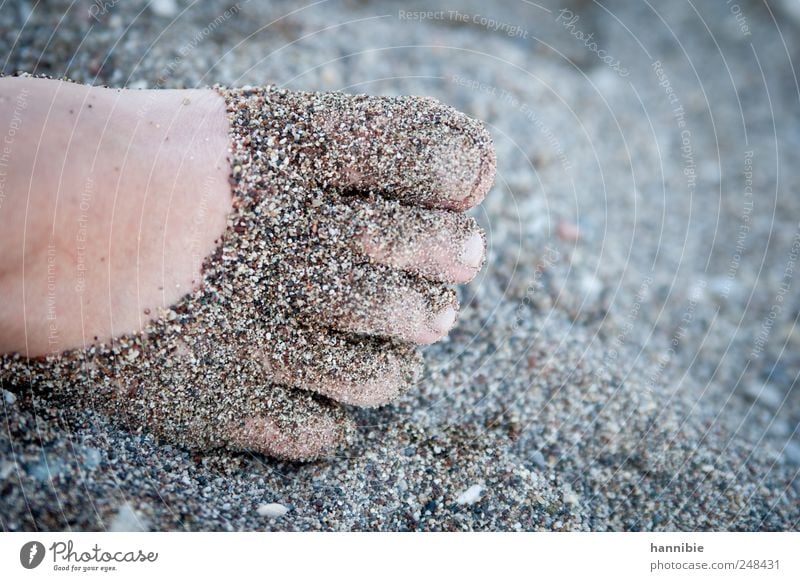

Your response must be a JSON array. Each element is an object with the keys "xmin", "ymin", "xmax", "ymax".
[
  {"xmin": 556, "ymin": 221, "xmax": 580, "ymax": 242},
  {"xmin": 0, "ymin": 460, "xmax": 15, "ymax": 479},
  {"xmin": 456, "ymin": 484, "xmax": 484, "ymax": 505},
  {"xmin": 257, "ymin": 503, "xmax": 290, "ymax": 518},
  {"xmin": 108, "ymin": 503, "xmax": 149, "ymax": 532},
  {"xmin": 3, "ymin": 389, "xmax": 16, "ymax": 405},
  {"xmin": 149, "ymin": 0, "xmax": 178, "ymax": 18}
]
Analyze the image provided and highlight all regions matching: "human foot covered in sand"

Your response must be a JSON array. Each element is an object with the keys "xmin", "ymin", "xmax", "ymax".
[{"xmin": 0, "ymin": 76, "xmax": 495, "ymax": 459}]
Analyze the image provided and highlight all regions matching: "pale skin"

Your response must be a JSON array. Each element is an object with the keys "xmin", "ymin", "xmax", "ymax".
[{"xmin": 0, "ymin": 76, "xmax": 492, "ymax": 458}]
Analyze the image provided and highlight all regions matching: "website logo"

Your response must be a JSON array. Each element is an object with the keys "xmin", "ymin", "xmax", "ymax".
[{"xmin": 20, "ymin": 541, "xmax": 46, "ymax": 569}]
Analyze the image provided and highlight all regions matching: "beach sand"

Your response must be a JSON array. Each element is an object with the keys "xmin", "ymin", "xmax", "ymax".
[{"xmin": 1, "ymin": 0, "xmax": 799, "ymax": 531}]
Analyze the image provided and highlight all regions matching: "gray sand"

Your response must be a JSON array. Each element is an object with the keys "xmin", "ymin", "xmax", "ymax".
[{"xmin": 2, "ymin": 0, "xmax": 799, "ymax": 530}]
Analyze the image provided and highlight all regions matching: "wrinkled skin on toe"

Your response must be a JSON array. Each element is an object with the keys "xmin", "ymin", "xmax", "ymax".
[{"xmin": 0, "ymin": 84, "xmax": 495, "ymax": 460}]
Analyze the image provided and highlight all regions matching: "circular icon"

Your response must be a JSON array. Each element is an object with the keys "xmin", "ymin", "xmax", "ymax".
[{"xmin": 20, "ymin": 541, "xmax": 46, "ymax": 569}]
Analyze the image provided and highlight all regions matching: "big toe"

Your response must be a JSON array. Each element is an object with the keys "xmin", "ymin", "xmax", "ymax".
[{"xmin": 284, "ymin": 90, "xmax": 496, "ymax": 210}]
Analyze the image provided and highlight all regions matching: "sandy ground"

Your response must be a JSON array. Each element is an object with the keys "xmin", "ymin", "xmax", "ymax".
[{"xmin": 2, "ymin": 0, "xmax": 799, "ymax": 531}]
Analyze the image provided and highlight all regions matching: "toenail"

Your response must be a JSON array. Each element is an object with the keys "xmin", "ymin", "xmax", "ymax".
[
  {"xmin": 460, "ymin": 231, "xmax": 485, "ymax": 269},
  {"xmin": 430, "ymin": 306, "xmax": 457, "ymax": 335}
]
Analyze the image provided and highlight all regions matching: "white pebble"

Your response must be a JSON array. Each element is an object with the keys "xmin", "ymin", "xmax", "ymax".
[
  {"xmin": 108, "ymin": 503, "xmax": 149, "ymax": 532},
  {"xmin": 0, "ymin": 460, "xmax": 15, "ymax": 479},
  {"xmin": 257, "ymin": 503, "xmax": 289, "ymax": 518},
  {"xmin": 531, "ymin": 450, "xmax": 547, "ymax": 468},
  {"xmin": 3, "ymin": 389, "xmax": 16, "ymax": 405},
  {"xmin": 456, "ymin": 484, "xmax": 484, "ymax": 505},
  {"xmin": 150, "ymin": 0, "xmax": 178, "ymax": 17},
  {"xmin": 784, "ymin": 441, "xmax": 800, "ymax": 465}
]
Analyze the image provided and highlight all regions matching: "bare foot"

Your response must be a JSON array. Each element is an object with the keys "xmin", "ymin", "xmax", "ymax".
[{"xmin": 0, "ymin": 76, "xmax": 495, "ymax": 460}]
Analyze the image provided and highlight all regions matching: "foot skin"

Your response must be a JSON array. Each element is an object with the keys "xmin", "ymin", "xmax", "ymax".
[{"xmin": 0, "ymin": 77, "xmax": 495, "ymax": 460}]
